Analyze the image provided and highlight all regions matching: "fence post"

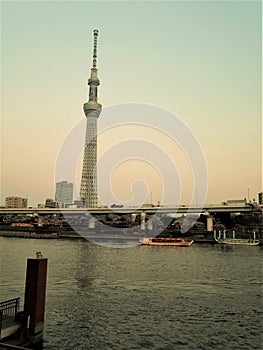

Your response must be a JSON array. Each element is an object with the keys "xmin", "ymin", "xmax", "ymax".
[
  {"xmin": 15, "ymin": 298, "xmax": 19, "ymax": 316},
  {"xmin": 0, "ymin": 310, "xmax": 3, "ymax": 339}
]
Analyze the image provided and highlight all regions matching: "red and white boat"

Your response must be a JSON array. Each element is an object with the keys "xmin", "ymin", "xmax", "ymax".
[{"xmin": 139, "ymin": 237, "xmax": 194, "ymax": 247}]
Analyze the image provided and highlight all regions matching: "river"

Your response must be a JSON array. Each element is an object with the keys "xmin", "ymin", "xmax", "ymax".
[{"xmin": 0, "ymin": 237, "xmax": 262, "ymax": 349}]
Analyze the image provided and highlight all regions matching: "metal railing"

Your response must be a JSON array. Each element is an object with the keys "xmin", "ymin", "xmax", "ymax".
[{"xmin": 0, "ymin": 298, "xmax": 20, "ymax": 333}]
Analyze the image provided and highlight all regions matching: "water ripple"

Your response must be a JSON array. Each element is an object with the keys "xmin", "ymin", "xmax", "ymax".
[{"xmin": 1, "ymin": 238, "xmax": 262, "ymax": 350}]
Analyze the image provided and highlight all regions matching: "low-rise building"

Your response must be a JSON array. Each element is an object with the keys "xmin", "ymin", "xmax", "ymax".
[
  {"xmin": 5, "ymin": 196, "xmax": 28, "ymax": 208},
  {"xmin": 45, "ymin": 198, "xmax": 58, "ymax": 208},
  {"xmin": 223, "ymin": 199, "xmax": 247, "ymax": 206}
]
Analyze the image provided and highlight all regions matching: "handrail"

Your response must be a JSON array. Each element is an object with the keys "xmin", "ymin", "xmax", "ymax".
[{"xmin": 0, "ymin": 298, "xmax": 20, "ymax": 333}]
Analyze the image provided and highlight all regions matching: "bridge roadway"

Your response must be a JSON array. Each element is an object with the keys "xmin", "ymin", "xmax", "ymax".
[{"xmin": 0, "ymin": 204, "xmax": 259, "ymax": 215}]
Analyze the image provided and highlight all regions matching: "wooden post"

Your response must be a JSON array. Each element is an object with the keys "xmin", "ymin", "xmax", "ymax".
[{"xmin": 23, "ymin": 254, "xmax": 48, "ymax": 343}]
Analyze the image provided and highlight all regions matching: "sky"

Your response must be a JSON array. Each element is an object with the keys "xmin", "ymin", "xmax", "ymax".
[{"xmin": 1, "ymin": 0, "xmax": 262, "ymax": 207}]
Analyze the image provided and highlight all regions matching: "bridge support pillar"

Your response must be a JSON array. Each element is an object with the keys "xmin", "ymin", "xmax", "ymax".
[
  {"xmin": 89, "ymin": 218, "xmax": 96, "ymax": 229},
  {"xmin": 131, "ymin": 213, "xmax": 137, "ymax": 222},
  {"xmin": 147, "ymin": 220, "xmax": 153, "ymax": 231},
  {"xmin": 141, "ymin": 212, "xmax": 146, "ymax": 230},
  {"xmin": 205, "ymin": 212, "xmax": 213, "ymax": 231}
]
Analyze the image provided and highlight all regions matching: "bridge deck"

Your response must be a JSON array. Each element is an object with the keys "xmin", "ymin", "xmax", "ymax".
[{"xmin": 0, "ymin": 205, "xmax": 260, "ymax": 215}]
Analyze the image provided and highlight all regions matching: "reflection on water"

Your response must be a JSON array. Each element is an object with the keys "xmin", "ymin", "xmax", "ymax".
[{"xmin": 0, "ymin": 238, "xmax": 262, "ymax": 350}]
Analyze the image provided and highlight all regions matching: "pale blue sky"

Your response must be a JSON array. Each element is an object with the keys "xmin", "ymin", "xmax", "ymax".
[{"xmin": 1, "ymin": 1, "xmax": 262, "ymax": 206}]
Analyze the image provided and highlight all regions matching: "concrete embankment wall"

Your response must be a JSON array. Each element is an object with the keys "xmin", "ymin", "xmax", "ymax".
[{"xmin": 0, "ymin": 231, "xmax": 59, "ymax": 239}]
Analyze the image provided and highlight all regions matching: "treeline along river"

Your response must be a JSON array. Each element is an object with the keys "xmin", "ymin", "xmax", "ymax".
[{"xmin": 0, "ymin": 237, "xmax": 262, "ymax": 350}]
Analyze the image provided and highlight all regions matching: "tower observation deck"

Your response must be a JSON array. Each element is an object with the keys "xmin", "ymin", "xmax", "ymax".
[{"xmin": 80, "ymin": 30, "xmax": 102, "ymax": 208}]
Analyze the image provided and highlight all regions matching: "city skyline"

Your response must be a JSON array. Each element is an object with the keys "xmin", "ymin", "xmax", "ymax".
[{"xmin": 1, "ymin": 1, "xmax": 262, "ymax": 207}]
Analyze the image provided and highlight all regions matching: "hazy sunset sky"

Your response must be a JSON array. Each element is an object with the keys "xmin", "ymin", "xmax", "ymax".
[{"xmin": 1, "ymin": 1, "xmax": 261, "ymax": 207}]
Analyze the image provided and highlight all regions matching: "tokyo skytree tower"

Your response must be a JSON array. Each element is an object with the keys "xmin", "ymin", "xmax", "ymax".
[{"xmin": 80, "ymin": 30, "xmax": 102, "ymax": 208}]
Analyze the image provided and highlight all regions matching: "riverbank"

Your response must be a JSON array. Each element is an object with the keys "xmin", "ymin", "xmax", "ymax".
[
  {"xmin": 1, "ymin": 227, "xmax": 262, "ymax": 244},
  {"xmin": 0, "ymin": 229, "xmax": 220, "ymax": 244},
  {"xmin": 0, "ymin": 230, "xmax": 60, "ymax": 239}
]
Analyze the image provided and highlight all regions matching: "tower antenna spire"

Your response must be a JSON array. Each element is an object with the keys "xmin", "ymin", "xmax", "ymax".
[
  {"xmin": 86, "ymin": 29, "xmax": 100, "ymax": 103},
  {"xmin": 92, "ymin": 29, "xmax": 98, "ymax": 68}
]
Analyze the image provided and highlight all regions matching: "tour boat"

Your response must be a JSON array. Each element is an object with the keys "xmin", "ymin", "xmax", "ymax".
[
  {"xmin": 139, "ymin": 237, "xmax": 194, "ymax": 247},
  {"xmin": 214, "ymin": 237, "xmax": 260, "ymax": 246},
  {"xmin": 214, "ymin": 230, "xmax": 260, "ymax": 246}
]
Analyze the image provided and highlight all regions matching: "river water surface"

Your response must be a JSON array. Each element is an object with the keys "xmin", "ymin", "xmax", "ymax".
[{"xmin": 0, "ymin": 237, "xmax": 262, "ymax": 350}]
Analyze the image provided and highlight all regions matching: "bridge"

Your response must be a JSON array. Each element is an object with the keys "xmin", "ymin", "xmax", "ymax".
[
  {"xmin": 0, "ymin": 204, "xmax": 260, "ymax": 215},
  {"xmin": 1, "ymin": 204, "xmax": 261, "ymax": 233}
]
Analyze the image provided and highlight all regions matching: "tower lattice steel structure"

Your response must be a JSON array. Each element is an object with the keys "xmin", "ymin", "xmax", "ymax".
[{"xmin": 80, "ymin": 30, "xmax": 102, "ymax": 208}]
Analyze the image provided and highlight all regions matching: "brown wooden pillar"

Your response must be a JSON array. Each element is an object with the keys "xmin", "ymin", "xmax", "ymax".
[{"xmin": 23, "ymin": 255, "xmax": 48, "ymax": 340}]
